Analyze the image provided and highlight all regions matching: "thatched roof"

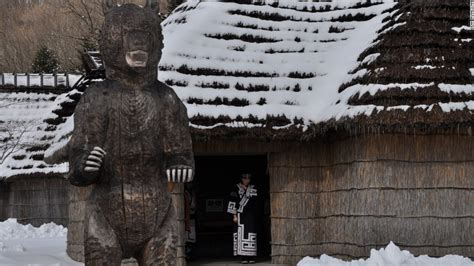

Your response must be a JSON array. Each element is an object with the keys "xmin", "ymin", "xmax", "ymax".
[
  {"xmin": 334, "ymin": 0, "xmax": 474, "ymax": 135},
  {"xmin": 161, "ymin": 0, "xmax": 474, "ymax": 139},
  {"xmin": 159, "ymin": 0, "xmax": 397, "ymax": 140},
  {"xmin": 4, "ymin": 0, "xmax": 474, "ymax": 179},
  {"xmin": 0, "ymin": 74, "xmax": 82, "ymax": 179}
]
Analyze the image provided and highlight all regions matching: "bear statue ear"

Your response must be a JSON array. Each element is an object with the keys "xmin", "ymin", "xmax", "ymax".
[
  {"xmin": 102, "ymin": 0, "xmax": 118, "ymax": 14},
  {"xmin": 145, "ymin": 0, "xmax": 160, "ymax": 14}
]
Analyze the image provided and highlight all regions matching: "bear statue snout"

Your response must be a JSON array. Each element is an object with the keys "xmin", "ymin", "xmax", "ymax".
[{"xmin": 125, "ymin": 30, "xmax": 152, "ymax": 68}]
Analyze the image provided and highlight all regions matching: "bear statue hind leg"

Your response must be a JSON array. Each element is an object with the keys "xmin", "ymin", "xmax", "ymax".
[
  {"xmin": 137, "ymin": 208, "xmax": 178, "ymax": 266},
  {"xmin": 84, "ymin": 204, "xmax": 123, "ymax": 266}
]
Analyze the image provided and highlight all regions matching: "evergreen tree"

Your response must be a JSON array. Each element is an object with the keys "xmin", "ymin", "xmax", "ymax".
[{"xmin": 31, "ymin": 45, "xmax": 61, "ymax": 73}]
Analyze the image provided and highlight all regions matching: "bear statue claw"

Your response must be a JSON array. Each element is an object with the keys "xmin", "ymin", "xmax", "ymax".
[
  {"xmin": 84, "ymin": 146, "xmax": 106, "ymax": 172},
  {"xmin": 166, "ymin": 166, "xmax": 194, "ymax": 183}
]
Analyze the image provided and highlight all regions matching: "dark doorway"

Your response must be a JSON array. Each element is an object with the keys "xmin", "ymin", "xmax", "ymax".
[{"xmin": 187, "ymin": 155, "xmax": 271, "ymax": 260}]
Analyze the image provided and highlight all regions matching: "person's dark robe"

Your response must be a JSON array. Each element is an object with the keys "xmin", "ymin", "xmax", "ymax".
[{"xmin": 227, "ymin": 183, "xmax": 258, "ymax": 257}]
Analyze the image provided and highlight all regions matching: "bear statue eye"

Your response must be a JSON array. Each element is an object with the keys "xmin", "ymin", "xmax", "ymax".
[{"xmin": 108, "ymin": 25, "xmax": 122, "ymax": 41}]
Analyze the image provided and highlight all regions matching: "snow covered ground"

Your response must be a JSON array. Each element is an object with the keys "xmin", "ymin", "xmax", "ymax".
[
  {"xmin": 298, "ymin": 242, "xmax": 474, "ymax": 266},
  {"xmin": 0, "ymin": 219, "xmax": 80, "ymax": 265},
  {"xmin": 1, "ymin": 219, "xmax": 474, "ymax": 265}
]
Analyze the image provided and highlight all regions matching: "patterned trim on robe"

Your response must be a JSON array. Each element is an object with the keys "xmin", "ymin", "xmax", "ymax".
[
  {"xmin": 233, "ymin": 213, "xmax": 257, "ymax": 256},
  {"xmin": 227, "ymin": 201, "xmax": 237, "ymax": 214},
  {"xmin": 237, "ymin": 184, "xmax": 257, "ymax": 213}
]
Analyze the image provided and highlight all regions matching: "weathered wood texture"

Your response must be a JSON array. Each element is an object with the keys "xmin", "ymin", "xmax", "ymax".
[
  {"xmin": 171, "ymin": 183, "xmax": 187, "ymax": 266},
  {"xmin": 269, "ymin": 134, "xmax": 474, "ymax": 265},
  {"xmin": 67, "ymin": 185, "xmax": 93, "ymax": 262},
  {"xmin": 0, "ymin": 182, "xmax": 8, "ymax": 221},
  {"xmin": 0, "ymin": 175, "xmax": 68, "ymax": 227},
  {"xmin": 66, "ymin": 184, "xmax": 186, "ymax": 265}
]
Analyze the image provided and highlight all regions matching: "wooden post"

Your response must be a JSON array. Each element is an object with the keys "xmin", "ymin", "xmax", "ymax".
[
  {"xmin": 171, "ymin": 183, "xmax": 186, "ymax": 266},
  {"xmin": 27, "ymin": 73, "xmax": 30, "ymax": 87},
  {"xmin": 67, "ymin": 185, "xmax": 94, "ymax": 262},
  {"xmin": 14, "ymin": 73, "xmax": 17, "ymax": 87},
  {"xmin": 54, "ymin": 74, "xmax": 58, "ymax": 87},
  {"xmin": 66, "ymin": 74, "xmax": 70, "ymax": 88},
  {"xmin": 1, "ymin": 73, "xmax": 4, "ymax": 86},
  {"xmin": 40, "ymin": 74, "xmax": 43, "ymax": 87}
]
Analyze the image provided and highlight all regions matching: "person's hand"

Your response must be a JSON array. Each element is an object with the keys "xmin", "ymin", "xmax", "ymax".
[
  {"xmin": 233, "ymin": 215, "xmax": 238, "ymax": 223},
  {"xmin": 84, "ymin": 146, "xmax": 106, "ymax": 172}
]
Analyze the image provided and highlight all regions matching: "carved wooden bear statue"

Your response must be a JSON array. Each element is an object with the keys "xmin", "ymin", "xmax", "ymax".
[{"xmin": 68, "ymin": 1, "xmax": 194, "ymax": 265}]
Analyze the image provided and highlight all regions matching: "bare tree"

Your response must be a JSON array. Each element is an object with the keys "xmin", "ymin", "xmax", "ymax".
[
  {"xmin": 62, "ymin": 0, "xmax": 104, "ymax": 50},
  {"xmin": 0, "ymin": 0, "xmax": 185, "ymax": 73},
  {"xmin": 0, "ymin": 1, "xmax": 82, "ymax": 72},
  {"xmin": 0, "ymin": 94, "xmax": 38, "ymax": 165},
  {"xmin": 0, "ymin": 121, "xmax": 34, "ymax": 165}
]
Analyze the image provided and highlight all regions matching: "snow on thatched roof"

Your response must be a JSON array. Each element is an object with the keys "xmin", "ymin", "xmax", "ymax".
[
  {"xmin": 5, "ymin": 0, "xmax": 474, "ymax": 178},
  {"xmin": 0, "ymin": 74, "xmax": 82, "ymax": 179},
  {"xmin": 336, "ymin": 0, "xmax": 474, "ymax": 132},
  {"xmin": 159, "ymin": 0, "xmax": 397, "ymax": 138}
]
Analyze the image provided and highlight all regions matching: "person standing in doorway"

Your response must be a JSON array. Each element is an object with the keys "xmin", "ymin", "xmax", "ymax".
[{"xmin": 227, "ymin": 173, "xmax": 258, "ymax": 264}]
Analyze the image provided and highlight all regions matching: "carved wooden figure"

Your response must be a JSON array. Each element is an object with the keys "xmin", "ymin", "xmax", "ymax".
[{"xmin": 68, "ymin": 1, "xmax": 194, "ymax": 265}]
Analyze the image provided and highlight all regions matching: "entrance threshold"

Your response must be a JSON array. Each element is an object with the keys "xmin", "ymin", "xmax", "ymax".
[{"xmin": 188, "ymin": 259, "xmax": 288, "ymax": 266}]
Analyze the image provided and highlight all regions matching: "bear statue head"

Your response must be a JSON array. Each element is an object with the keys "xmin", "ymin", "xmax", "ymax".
[{"xmin": 99, "ymin": 0, "xmax": 163, "ymax": 84}]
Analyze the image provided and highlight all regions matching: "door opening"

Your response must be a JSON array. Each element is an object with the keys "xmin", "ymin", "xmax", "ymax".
[{"xmin": 186, "ymin": 155, "xmax": 271, "ymax": 261}]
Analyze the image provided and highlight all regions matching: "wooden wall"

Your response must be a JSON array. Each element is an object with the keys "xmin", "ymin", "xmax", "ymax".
[
  {"xmin": 0, "ymin": 175, "xmax": 68, "ymax": 227},
  {"xmin": 0, "ymin": 181, "xmax": 8, "ymax": 221},
  {"xmin": 269, "ymin": 134, "xmax": 474, "ymax": 264},
  {"xmin": 4, "ymin": 134, "xmax": 474, "ymax": 264}
]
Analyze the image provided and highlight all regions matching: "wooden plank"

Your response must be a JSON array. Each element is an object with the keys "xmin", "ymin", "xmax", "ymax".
[
  {"xmin": 171, "ymin": 183, "xmax": 186, "ymax": 266},
  {"xmin": 193, "ymin": 139, "xmax": 295, "ymax": 155}
]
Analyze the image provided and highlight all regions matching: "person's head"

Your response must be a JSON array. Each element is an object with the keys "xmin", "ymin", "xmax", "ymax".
[{"xmin": 240, "ymin": 173, "xmax": 251, "ymax": 186}]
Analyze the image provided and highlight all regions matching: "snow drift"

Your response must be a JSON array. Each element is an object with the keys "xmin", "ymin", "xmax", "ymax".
[
  {"xmin": 298, "ymin": 242, "xmax": 474, "ymax": 266},
  {"xmin": 0, "ymin": 219, "xmax": 80, "ymax": 265}
]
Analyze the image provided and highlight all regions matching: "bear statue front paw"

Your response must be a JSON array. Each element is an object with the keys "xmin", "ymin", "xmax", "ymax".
[
  {"xmin": 166, "ymin": 165, "xmax": 194, "ymax": 183},
  {"xmin": 84, "ymin": 146, "xmax": 106, "ymax": 173}
]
